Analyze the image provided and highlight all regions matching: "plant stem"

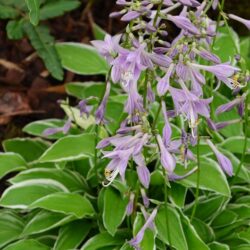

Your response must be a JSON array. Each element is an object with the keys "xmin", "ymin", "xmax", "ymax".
[
  {"xmin": 231, "ymin": 92, "xmax": 249, "ymax": 183},
  {"xmin": 152, "ymin": 102, "xmax": 162, "ymax": 131},
  {"xmin": 162, "ymin": 168, "xmax": 172, "ymax": 249},
  {"xmin": 94, "ymin": 124, "xmax": 99, "ymax": 184},
  {"xmin": 190, "ymin": 129, "xmax": 201, "ymax": 221}
]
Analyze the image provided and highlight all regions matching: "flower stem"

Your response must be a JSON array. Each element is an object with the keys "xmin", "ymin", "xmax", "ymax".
[
  {"xmin": 162, "ymin": 168, "xmax": 172, "ymax": 249},
  {"xmin": 191, "ymin": 130, "xmax": 201, "ymax": 222},
  {"xmin": 152, "ymin": 101, "xmax": 162, "ymax": 131},
  {"xmin": 231, "ymin": 92, "xmax": 249, "ymax": 183},
  {"xmin": 94, "ymin": 124, "xmax": 99, "ymax": 184}
]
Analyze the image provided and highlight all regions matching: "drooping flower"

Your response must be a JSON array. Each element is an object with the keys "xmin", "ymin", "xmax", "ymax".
[
  {"xmin": 207, "ymin": 118, "xmax": 241, "ymax": 131},
  {"xmin": 167, "ymin": 15, "xmax": 200, "ymax": 35},
  {"xmin": 43, "ymin": 118, "xmax": 71, "ymax": 136},
  {"xmin": 169, "ymin": 167, "xmax": 198, "ymax": 181},
  {"xmin": 157, "ymin": 63, "xmax": 174, "ymax": 96},
  {"xmin": 137, "ymin": 165, "xmax": 150, "ymax": 189},
  {"xmin": 156, "ymin": 134, "xmax": 176, "ymax": 173},
  {"xmin": 228, "ymin": 14, "xmax": 250, "ymax": 30},
  {"xmin": 129, "ymin": 208, "xmax": 157, "ymax": 249},
  {"xmin": 207, "ymin": 139, "xmax": 233, "ymax": 176},
  {"xmin": 126, "ymin": 193, "xmax": 135, "ymax": 216},
  {"xmin": 141, "ymin": 188, "xmax": 150, "ymax": 208},
  {"xmin": 215, "ymin": 94, "xmax": 246, "ymax": 117},
  {"xmin": 161, "ymin": 100, "xmax": 172, "ymax": 146},
  {"xmin": 95, "ymin": 81, "xmax": 111, "ymax": 124}
]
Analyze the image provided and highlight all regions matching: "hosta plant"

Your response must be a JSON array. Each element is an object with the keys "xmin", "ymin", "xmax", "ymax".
[{"xmin": 0, "ymin": 0, "xmax": 250, "ymax": 250}]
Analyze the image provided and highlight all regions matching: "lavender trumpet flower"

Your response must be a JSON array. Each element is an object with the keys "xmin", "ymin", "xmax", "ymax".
[
  {"xmin": 228, "ymin": 14, "xmax": 250, "ymax": 30},
  {"xmin": 129, "ymin": 208, "xmax": 157, "ymax": 249},
  {"xmin": 43, "ymin": 118, "xmax": 71, "ymax": 136},
  {"xmin": 207, "ymin": 140, "xmax": 233, "ymax": 176}
]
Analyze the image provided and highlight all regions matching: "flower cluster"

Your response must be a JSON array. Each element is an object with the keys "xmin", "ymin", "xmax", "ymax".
[
  {"xmin": 91, "ymin": 1, "xmax": 249, "ymax": 247},
  {"xmin": 44, "ymin": 1, "xmax": 249, "ymax": 248}
]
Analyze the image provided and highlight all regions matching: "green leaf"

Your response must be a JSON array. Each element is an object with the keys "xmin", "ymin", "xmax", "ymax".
[
  {"xmin": 6, "ymin": 19, "xmax": 24, "ymax": 40},
  {"xmin": 9, "ymin": 168, "xmax": 85, "ymax": 192},
  {"xmin": 93, "ymin": 23, "xmax": 106, "ymax": 40},
  {"xmin": 192, "ymin": 218, "xmax": 215, "ymax": 243},
  {"xmin": 213, "ymin": 26, "xmax": 240, "ymax": 62},
  {"xmin": 0, "ymin": 152, "xmax": 26, "ymax": 179},
  {"xmin": 220, "ymin": 136, "xmax": 250, "ymax": 154},
  {"xmin": 29, "ymin": 192, "xmax": 94, "ymax": 218},
  {"xmin": 38, "ymin": 133, "xmax": 95, "ymax": 163},
  {"xmin": 56, "ymin": 42, "xmax": 109, "ymax": 75},
  {"xmin": 155, "ymin": 206, "xmax": 188, "ymax": 250},
  {"xmin": 211, "ymin": 210, "xmax": 238, "ymax": 228},
  {"xmin": 228, "ymin": 204, "xmax": 250, "ymax": 220},
  {"xmin": 0, "ymin": 179, "xmax": 68, "ymax": 209},
  {"xmin": 169, "ymin": 183, "xmax": 187, "ymax": 208},
  {"xmin": 22, "ymin": 210, "xmax": 75, "ymax": 235},
  {"xmin": 54, "ymin": 220, "xmax": 91, "ymax": 250},
  {"xmin": 24, "ymin": 23, "xmax": 63, "ymax": 80},
  {"xmin": 60, "ymin": 104, "xmax": 95, "ymax": 130},
  {"xmin": 66, "ymin": 81, "xmax": 106, "ymax": 99},
  {"xmin": 103, "ymin": 188, "xmax": 128, "ymax": 236},
  {"xmin": 240, "ymin": 37, "xmax": 250, "ymax": 70},
  {"xmin": 175, "ymin": 157, "xmax": 231, "ymax": 196},
  {"xmin": 0, "ymin": 211, "xmax": 24, "ymax": 248},
  {"xmin": 208, "ymin": 242, "xmax": 230, "ymax": 250},
  {"xmin": 4, "ymin": 239, "xmax": 50, "ymax": 250},
  {"xmin": 179, "ymin": 212, "xmax": 209, "ymax": 250},
  {"xmin": 185, "ymin": 196, "xmax": 228, "ymax": 222},
  {"xmin": 0, "ymin": 5, "xmax": 19, "ymax": 19},
  {"xmin": 81, "ymin": 232, "xmax": 124, "ymax": 250},
  {"xmin": 23, "ymin": 119, "xmax": 80, "ymax": 139},
  {"xmin": 3, "ymin": 138, "xmax": 49, "ymax": 162},
  {"xmin": 25, "ymin": 0, "xmax": 40, "ymax": 26},
  {"xmin": 40, "ymin": 0, "xmax": 80, "ymax": 20}
]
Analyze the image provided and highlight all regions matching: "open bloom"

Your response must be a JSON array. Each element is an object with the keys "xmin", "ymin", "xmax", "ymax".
[
  {"xmin": 169, "ymin": 80, "xmax": 212, "ymax": 136},
  {"xmin": 98, "ymin": 127, "xmax": 151, "ymax": 186},
  {"xmin": 189, "ymin": 62, "xmax": 240, "ymax": 89},
  {"xmin": 91, "ymin": 34, "xmax": 121, "ymax": 63}
]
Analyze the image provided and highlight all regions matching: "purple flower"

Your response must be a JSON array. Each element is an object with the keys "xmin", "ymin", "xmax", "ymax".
[
  {"xmin": 129, "ymin": 208, "xmax": 157, "ymax": 249},
  {"xmin": 207, "ymin": 118, "xmax": 241, "ymax": 131},
  {"xmin": 95, "ymin": 81, "xmax": 111, "ymax": 124},
  {"xmin": 169, "ymin": 81, "xmax": 212, "ymax": 136},
  {"xmin": 91, "ymin": 34, "xmax": 122, "ymax": 63},
  {"xmin": 207, "ymin": 140, "xmax": 233, "ymax": 176},
  {"xmin": 215, "ymin": 94, "xmax": 246, "ymax": 117},
  {"xmin": 78, "ymin": 99, "xmax": 92, "ymax": 117},
  {"xmin": 167, "ymin": 15, "xmax": 200, "ymax": 35},
  {"xmin": 212, "ymin": 0, "xmax": 219, "ymax": 9},
  {"xmin": 157, "ymin": 64, "xmax": 174, "ymax": 96},
  {"xmin": 100, "ymin": 130, "xmax": 150, "ymax": 185},
  {"xmin": 126, "ymin": 193, "xmax": 135, "ymax": 216},
  {"xmin": 229, "ymin": 14, "xmax": 250, "ymax": 30},
  {"xmin": 178, "ymin": 0, "xmax": 200, "ymax": 7},
  {"xmin": 156, "ymin": 135, "xmax": 176, "ymax": 173},
  {"xmin": 141, "ymin": 188, "xmax": 150, "ymax": 208},
  {"xmin": 193, "ymin": 48, "xmax": 221, "ymax": 64},
  {"xmin": 190, "ymin": 62, "xmax": 240, "ymax": 89},
  {"xmin": 137, "ymin": 165, "xmax": 150, "ymax": 189},
  {"xmin": 169, "ymin": 167, "xmax": 198, "ymax": 181},
  {"xmin": 147, "ymin": 83, "xmax": 155, "ymax": 103},
  {"xmin": 43, "ymin": 118, "xmax": 71, "ymax": 136},
  {"xmin": 162, "ymin": 101, "xmax": 172, "ymax": 146}
]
